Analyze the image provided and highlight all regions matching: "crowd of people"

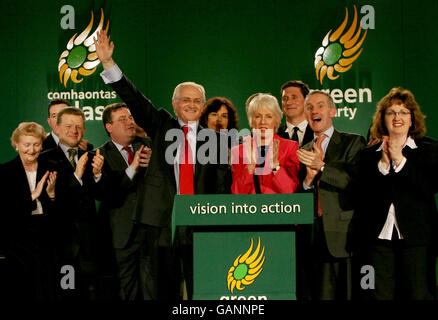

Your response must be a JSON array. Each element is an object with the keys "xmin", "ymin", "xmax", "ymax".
[{"xmin": 0, "ymin": 29, "xmax": 437, "ymax": 301}]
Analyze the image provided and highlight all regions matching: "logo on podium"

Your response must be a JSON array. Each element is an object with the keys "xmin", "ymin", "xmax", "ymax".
[{"xmin": 227, "ymin": 237, "xmax": 265, "ymax": 294}]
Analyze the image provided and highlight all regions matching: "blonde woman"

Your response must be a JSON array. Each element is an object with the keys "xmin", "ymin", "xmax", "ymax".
[{"xmin": 0, "ymin": 122, "xmax": 57, "ymax": 299}]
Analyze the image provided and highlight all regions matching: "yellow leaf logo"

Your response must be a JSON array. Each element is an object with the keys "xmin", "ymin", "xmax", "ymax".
[
  {"xmin": 58, "ymin": 8, "xmax": 109, "ymax": 87},
  {"xmin": 314, "ymin": 5, "xmax": 367, "ymax": 85},
  {"xmin": 227, "ymin": 237, "xmax": 265, "ymax": 294}
]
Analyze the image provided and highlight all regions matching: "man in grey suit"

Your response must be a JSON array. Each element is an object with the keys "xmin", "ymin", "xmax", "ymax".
[
  {"xmin": 96, "ymin": 103, "xmax": 152, "ymax": 300},
  {"xmin": 297, "ymin": 90, "xmax": 366, "ymax": 300}
]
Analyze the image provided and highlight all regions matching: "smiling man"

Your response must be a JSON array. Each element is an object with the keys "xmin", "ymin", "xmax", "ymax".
[
  {"xmin": 94, "ymin": 30, "xmax": 231, "ymax": 300},
  {"xmin": 296, "ymin": 90, "xmax": 366, "ymax": 300},
  {"xmin": 38, "ymin": 107, "xmax": 105, "ymax": 300},
  {"xmin": 43, "ymin": 98, "xmax": 94, "ymax": 151},
  {"xmin": 278, "ymin": 80, "xmax": 314, "ymax": 147}
]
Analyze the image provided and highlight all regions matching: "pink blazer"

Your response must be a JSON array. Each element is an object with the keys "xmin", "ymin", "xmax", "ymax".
[{"xmin": 231, "ymin": 135, "xmax": 300, "ymax": 194}]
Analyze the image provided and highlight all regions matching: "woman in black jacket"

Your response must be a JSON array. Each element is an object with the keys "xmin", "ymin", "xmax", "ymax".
[
  {"xmin": 0, "ymin": 122, "xmax": 57, "ymax": 299},
  {"xmin": 351, "ymin": 87, "xmax": 438, "ymax": 300}
]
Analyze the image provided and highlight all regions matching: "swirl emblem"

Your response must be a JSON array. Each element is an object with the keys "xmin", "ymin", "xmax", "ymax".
[
  {"xmin": 58, "ymin": 8, "xmax": 109, "ymax": 87},
  {"xmin": 227, "ymin": 237, "xmax": 265, "ymax": 294},
  {"xmin": 314, "ymin": 5, "xmax": 367, "ymax": 85}
]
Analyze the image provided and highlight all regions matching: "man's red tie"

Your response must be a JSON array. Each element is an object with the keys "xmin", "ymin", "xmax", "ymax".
[
  {"xmin": 179, "ymin": 126, "xmax": 194, "ymax": 195},
  {"xmin": 123, "ymin": 146, "xmax": 134, "ymax": 165}
]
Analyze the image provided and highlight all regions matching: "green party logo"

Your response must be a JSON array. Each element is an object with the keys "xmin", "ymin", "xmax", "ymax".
[
  {"xmin": 314, "ymin": 5, "xmax": 367, "ymax": 85},
  {"xmin": 58, "ymin": 8, "xmax": 109, "ymax": 87},
  {"xmin": 226, "ymin": 237, "xmax": 265, "ymax": 294}
]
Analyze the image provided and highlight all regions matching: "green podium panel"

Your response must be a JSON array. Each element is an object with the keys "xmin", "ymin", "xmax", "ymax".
[
  {"xmin": 172, "ymin": 193, "xmax": 313, "ymax": 300},
  {"xmin": 193, "ymin": 231, "xmax": 295, "ymax": 300}
]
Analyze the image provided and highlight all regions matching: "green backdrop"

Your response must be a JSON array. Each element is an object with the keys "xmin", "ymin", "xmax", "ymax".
[{"xmin": 1, "ymin": 0, "xmax": 437, "ymax": 162}]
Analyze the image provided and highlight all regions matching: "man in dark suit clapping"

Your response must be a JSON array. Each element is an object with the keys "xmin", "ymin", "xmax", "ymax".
[
  {"xmin": 95, "ymin": 103, "xmax": 153, "ymax": 300},
  {"xmin": 39, "ymin": 107, "xmax": 104, "ymax": 300}
]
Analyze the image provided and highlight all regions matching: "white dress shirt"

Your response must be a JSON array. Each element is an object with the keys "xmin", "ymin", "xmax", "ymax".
[
  {"xmin": 25, "ymin": 171, "xmax": 44, "ymax": 215},
  {"xmin": 376, "ymin": 136, "xmax": 417, "ymax": 240},
  {"xmin": 303, "ymin": 126, "xmax": 334, "ymax": 190},
  {"xmin": 112, "ymin": 141, "xmax": 136, "ymax": 180},
  {"xmin": 285, "ymin": 119, "xmax": 308, "ymax": 147}
]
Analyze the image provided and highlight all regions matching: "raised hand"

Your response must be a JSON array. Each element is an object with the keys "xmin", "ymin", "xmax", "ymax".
[
  {"xmin": 78, "ymin": 139, "xmax": 89, "ymax": 151},
  {"xmin": 296, "ymin": 146, "xmax": 324, "ymax": 171},
  {"xmin": 243, "ymin": 136, "xmax": 256, "ymax": 175},
  {"xmin": 139, "ymin": 146, "xmax": 152, "ymax": 168},
  {"xmin": 32, "ymin": 171, "xmax": 50, "ymax": 201},
  {"xmin": 381, "ymin": 136, "xmax": 390, "ymax": 168},
  {"xmin": 386, "ymin": 136, "xmax": 404, "ymax": 166},
  {"xmin": 75, "ymin": 152, "xmax": 89, "ymax": 180},
  {"xmin": 92, "ymin": 149, "xmax": 105, "ymax": 177},
  {"xmin": 46, "ymin": 171, "xmax": 57, "ymax": 199},
  {"xmin": 268, "ymin": 139, "xmax": 280, "ymax": 172},
  {"xmin": 94, "ymin": 29, "xmax": 115, "ymax": 70},
  {"xmin": 130, "ymin": 145, "xmax": 152, "ymax": 171}
]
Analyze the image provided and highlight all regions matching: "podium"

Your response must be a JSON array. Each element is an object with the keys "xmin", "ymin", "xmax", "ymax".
[{"xmin": 172, "ymin": 193, "xmax": 313, "ymax": 300}]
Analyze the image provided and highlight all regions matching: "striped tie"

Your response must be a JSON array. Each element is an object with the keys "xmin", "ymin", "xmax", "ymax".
[{"xmin": 68, "ymin": 148, "xmax": 77, "ymax": 169}]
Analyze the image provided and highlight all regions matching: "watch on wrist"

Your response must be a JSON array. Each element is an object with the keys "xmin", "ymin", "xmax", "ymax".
[
  {"xmin": 320, "ymin": 165, "xmax": 325, "ymax": 172},
  {"xmin": 273, "ymin": 165, "xmax": 280, "ymax": 173}
]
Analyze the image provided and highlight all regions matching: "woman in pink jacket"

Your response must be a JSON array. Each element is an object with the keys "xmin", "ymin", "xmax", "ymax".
[{"xmin": 231, "ymin": 93, "xmax": 300, "ymax": 194}]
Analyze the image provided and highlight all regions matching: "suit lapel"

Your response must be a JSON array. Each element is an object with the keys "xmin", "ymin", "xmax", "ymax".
[
  {"xmin": 303, "ymin": 125, "xmax": 314, "ymax": 146},
  {"xmin": 107, "ymin": 141, "xmax": 129, "ymax": 170},
  {"xmin": 324, "ymin": 129, "xmax": 342, "ymax": 164}
]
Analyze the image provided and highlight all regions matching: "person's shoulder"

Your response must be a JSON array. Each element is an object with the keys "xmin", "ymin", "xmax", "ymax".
[
  {"xmin": 276, "ymin": 135, "xmax": 298, "ymax": 150},
  {"xmin": 1, "ymin": 156, "xmax": 20, "ymax": 169},
  {"xmin": 335, "ymin": 129, "xmax": 366, "ymax": 144}
]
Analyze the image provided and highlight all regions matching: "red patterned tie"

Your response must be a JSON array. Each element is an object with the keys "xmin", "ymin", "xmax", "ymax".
[
  {"xmin": 315, "ymin": 135, "xmax": 327, "ymax": 217},
  {"xmin": 179, "ymin": 126, "xmax": 194, "ymax": 195},
  {"xmin": 123, "ymin": 146, "xmax": 134, "ymax": 165}
]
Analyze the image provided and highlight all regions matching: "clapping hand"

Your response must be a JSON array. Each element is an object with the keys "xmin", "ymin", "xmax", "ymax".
[{"xmin": 92, "ymin": 149, "xmax": 105, "ymax": 177}]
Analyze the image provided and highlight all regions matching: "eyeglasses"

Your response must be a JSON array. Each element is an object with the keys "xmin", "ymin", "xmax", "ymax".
[
  {"xmin": 178, "ymin": 97, "xmax": 203, "ymax": 105},
  {"xmin": 385, "ymin": 110, "xmax": 411, "ymax": 117}
]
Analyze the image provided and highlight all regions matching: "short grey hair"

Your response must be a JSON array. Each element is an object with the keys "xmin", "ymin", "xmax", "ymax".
[
  {"xmin": 304, "ymin": 90, "xmax": 336, "ymax": 109},
  {"xmin": 172, "ymin": 81, "xmax": 206, "ymax": 103},
  {"xmin": 247, "ymin": 93, "xmax": 283, "ymax": 131}
]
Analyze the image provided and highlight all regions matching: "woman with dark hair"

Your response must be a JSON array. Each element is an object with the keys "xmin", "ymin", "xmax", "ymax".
[
  {"xmin": 199, "ymin": 96, "xmax": 239, "ymax": 131},
  {"xmin": 350, "ymin": 87, "xmax": 438, "ymax": 300},
  {"xmin": 0, "ymin": 122, "xmax": 58, "ymax": 299}
]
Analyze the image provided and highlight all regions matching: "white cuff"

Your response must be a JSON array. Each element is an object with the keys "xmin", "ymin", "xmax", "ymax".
[
  {"xmin": 125, "ymin": 166, "xmax": 136, "ymax": 180},
  {"xmin": 100, "ymin": 64, "xmax": 123, "ymax": 84}
]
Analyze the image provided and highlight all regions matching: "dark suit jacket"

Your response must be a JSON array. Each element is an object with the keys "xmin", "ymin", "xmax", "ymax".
[
  {"xmin": 38, "ymin": 146, "xmax": 98, "ymax": 262},
  {"xmin": 0, "ymin": 156, "xmax": 58, "ymax": 299},
  {"xmin": 301, "ymin": 129, "xmax": 366, "ymax": 258},
  {"xmin": 108, "ymin": 75, "xmax": 231, "ymax": 228},
  {"xmin": 277, "ymin": 122, "xmax": 314, "ymax": 147},
  {"xmin": 350, "ymin": 137, "xmax": 438, "ymax": 251},
  {"xmin": 42, "ymin": 133, "xmax": 94, "ymax": 151},
  {"xmin": 0, "ymin": 156, "xmax": 56, "ymax": 254},
  {"xmin": 96, "ymin": 136, "xmax": 152, "ymax": 249}
]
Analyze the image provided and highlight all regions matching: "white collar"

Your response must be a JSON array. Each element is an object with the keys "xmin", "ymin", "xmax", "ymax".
[
  {"xmin": 112, "ymin": 140, "xmax": 133, "ymax": 152},
  {"xmin": 376, "ymin": 136, "xmax": 417, "ymax": 151},
  {"xmin": 285, "ymin": 119, "xmax": 308, "ymax": 133},
  {"xmin": 51, "ymin": 131, "xmax": 60, "ymax": 145},
  {"xmin": 178, "ymin": 120, "xmax": 198, "ymax": 132},
  {"xmin": 313, "ymin": 126, "xmax": 334, "ymax": 141}
]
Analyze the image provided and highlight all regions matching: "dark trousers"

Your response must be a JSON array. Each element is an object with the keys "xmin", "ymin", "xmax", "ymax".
[
  {"xmin": 114, "ymin": 224, "xmax": 192, "ymax": 300},
  {"xmin": 357, "ymin": 239, "xmax": 436, "ymax": 300},
  {"xmin": 308, "ymin": 217, "xmax": 352, "ymax": 300},
  {"xmin": 114, "ymin": 224, "xmax": 157, "ymax": 300}
]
